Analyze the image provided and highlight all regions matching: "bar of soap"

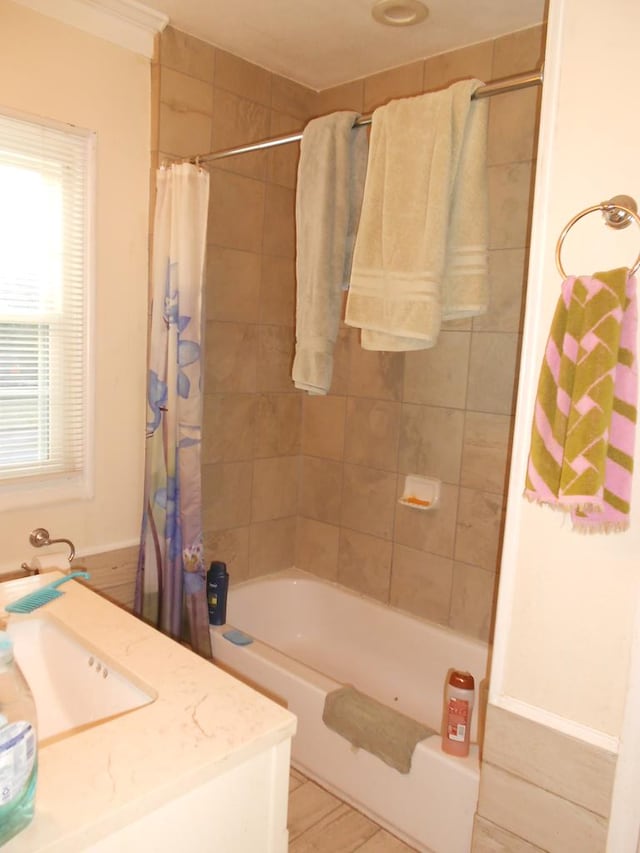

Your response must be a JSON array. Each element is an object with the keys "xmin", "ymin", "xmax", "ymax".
[{"xmin": 222, "ymin": 628, "xmax": 253, "ymax": 646}]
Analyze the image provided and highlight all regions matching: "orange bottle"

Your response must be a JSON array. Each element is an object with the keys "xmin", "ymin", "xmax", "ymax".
[{"xmin": 442, "ymin": 670, "xmax": 475, "ymax": 757}]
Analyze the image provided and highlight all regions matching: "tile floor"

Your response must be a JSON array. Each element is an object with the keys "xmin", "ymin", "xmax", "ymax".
[{"xmin": 288, "ymin": 767, "xmax": 418, "ymax": 852}]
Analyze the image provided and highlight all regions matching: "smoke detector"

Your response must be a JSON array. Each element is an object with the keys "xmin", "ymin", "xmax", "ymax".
[{"xmin": 371, "ymin": 0, "xmax": 429, "ymax": 27}]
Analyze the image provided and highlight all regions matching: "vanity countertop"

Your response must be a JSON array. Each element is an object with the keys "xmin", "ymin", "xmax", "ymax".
[{"xmin": 0, "ymin": 572, "xmax": 296, "ymax": 852}]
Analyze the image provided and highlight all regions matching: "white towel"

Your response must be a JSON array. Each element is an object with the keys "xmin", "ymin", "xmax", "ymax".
[
  {"xmin": 292, "ymin": 112, "xmax": 368, "ymax": 394},
  {"xmin": 344, "ymin": 79, "xmax": 489, "ymax": 351}
]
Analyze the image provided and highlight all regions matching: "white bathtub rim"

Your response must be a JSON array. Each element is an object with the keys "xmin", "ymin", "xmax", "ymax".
[{"xmin": 229, "ymin": 566, "xmax": 490, "ymax": 657}]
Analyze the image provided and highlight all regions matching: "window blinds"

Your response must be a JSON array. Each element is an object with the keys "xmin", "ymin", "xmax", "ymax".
[{"xmin": 0, "ymin": 111, "xmax": 92, "ymax": 485}]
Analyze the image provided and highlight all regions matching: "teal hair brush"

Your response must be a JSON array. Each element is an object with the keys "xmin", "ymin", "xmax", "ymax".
[{"xmin": 5, "ymin": 571, "xmax": 90, "ymax": 614}]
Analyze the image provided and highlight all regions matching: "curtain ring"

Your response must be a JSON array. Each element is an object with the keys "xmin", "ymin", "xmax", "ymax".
[{"xmin": 555, "ymin": 200, "xmax": 640, "ymax": 279}]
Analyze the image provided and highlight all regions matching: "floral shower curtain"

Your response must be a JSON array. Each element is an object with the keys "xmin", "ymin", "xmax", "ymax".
[{"xmin": 135, "ymin": 162, "xmax": 211, "ymax": 658}]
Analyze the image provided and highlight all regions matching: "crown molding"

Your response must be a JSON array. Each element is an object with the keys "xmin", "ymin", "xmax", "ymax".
[{"xmin": 12, "ymin": 0, "xmax": 169, "ymax": 58}]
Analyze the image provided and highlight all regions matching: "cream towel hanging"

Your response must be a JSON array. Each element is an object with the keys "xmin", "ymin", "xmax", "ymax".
[{"xmin": 345, "ymin": 79, "xmax": 489, "ymax": 351}]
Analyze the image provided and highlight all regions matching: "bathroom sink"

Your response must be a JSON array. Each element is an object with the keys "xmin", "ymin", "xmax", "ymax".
[{"xmin": 7, "ymin": 615, "xmax": 155, "ymax": 742}]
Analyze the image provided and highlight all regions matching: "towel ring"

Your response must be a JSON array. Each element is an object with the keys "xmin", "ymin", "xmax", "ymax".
[{"xmin": 555, "ymin": 199, "xmax": 640, "ymax": 278}]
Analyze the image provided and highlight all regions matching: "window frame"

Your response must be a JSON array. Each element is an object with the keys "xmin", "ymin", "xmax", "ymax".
[{"xmin": 0, "ymin": 107, "xmax": 95, "ymax": 511}]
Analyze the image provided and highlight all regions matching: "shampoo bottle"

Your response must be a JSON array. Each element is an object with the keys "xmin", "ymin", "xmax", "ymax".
[
  {"xmin": 442, "ymin": 670, "xmax": 475, "ymax": 757},
  {"xmin": 0, "ymin": 631, "xmax": 38, "ymax": 845},
  {"xmin": 207, "ymin": 561, "xmax": 229, "ymax": 625}
]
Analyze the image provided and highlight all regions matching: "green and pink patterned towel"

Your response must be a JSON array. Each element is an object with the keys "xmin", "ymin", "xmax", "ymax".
[{"xmin": 525, "ymin": 267, "xmax": 637, "ymax": 533}]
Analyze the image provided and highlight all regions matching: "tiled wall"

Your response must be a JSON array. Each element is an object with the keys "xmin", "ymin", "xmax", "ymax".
[
  {"xmin": 152, "ymin": 28, "xmax": 315, "ymax": 583},
  {"xmin": 1, "ymin": 547, "xmax": 138, "ymax": 611},
  {"xmin": 473, "ymin": 706, "xmax": 615, "ymax": 852},
  {"xmin": 79, "ymin": 547, "xmax": 139, "ymax": 609},
  {"xmin": 152, "ymin": 24, "xmax": 545, "ymax": 642},
  {"xmin": 297, "ymin": 26, "xmax": 545, "ymax": 642}
]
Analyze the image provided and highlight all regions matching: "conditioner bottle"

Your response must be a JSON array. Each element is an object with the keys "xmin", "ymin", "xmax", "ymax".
[{"xmin": 442, "ymin": 670, "xmax": 475, "ymax": 757}]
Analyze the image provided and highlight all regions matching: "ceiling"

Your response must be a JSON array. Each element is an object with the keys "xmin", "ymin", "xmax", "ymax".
[{"xmin": 146, "ymin": 0, "xmax": 545, "ymax": 91}]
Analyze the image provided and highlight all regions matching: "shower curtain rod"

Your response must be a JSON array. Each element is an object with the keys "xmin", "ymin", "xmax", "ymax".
[{"xmin": 192, "ymin": 67, "xmax": 543, "ymax": 165}]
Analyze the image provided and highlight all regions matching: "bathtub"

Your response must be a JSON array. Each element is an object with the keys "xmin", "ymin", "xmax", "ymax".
[{"xmin": 210, "ymin": 569, "xmax": 488, "ymax": 853}]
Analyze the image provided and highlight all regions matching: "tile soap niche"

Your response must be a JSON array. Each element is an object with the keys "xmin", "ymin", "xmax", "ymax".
[{"xmin": 399, "ymin": 475, "xmax": 440, "ymax": 511}]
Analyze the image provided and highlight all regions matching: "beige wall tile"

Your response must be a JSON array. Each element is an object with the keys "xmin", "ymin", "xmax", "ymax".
[
  {"xmin": 158, "ymin": 65, "xmax": 213, "ymax": 159},
  {"xmin": 295, "ymin": 517, "xmax": 339, "ymax": 580},
  {"xmin": 488, "ymin": 161, "xmax": 535, "ymax": 250},
  {"xmin": 271, "ymin": 75, "xmax": 316, "ymax": 120},
  {"xmin": 474, "ymin": 248, "xmax": 528, "ymax": 333},
  {"xmin": 81, "ymin": 546, "xmax": 138, "ymax": 603},
  {"xmin": 204, "ymin": 321, "xmax": 258, "ymax": 393},
  {"xmin": 488, "ymin": 88, "xmax": 541, "ymax": 166},
  {"xmin": 472, "ymin": 815, "xmax": 545, "ymax": 853},
  {"xmin": 202, "ymin": 461, "xmax": 252, "ymax": 531},
  {"xmin": 161, "ymin": 66, "xmax": 214, "ymax": 116},
  {"xmin": 256, "ymin": 393, "xmax": 302, "ymax": 457},
  {"xmin": 424, "ymin": 40, "xmax": 494, "ymax": 90},
  {"xmin": 343, "ymin": 398, "xmax": 401, "ymax": 471},
  {"xmin": 208, "ymin": 168, "xmax": 265, "ymax": 252},
  {"xmin": 492, "ymin": 26, "xmax": 546, "ymax": 78},
  {"xmin": 363, "ymin": 61, "xmax": 424, "ymax": 112},
  {"xmin": 214, "ymin": 49, "xmax": 271, "ymax": 106},
  {"xmin": 256, "ymin": 325, "xmax": 296, "ymax": 392},
  {"xmin": 403, "ymin": 331, "xmax": 471, "ymax": 408},
  {"xmin": 450, "ymin": 561, "xmax": 497, "ymax": 641},
  {"xmin": 267, "ymin": 111, "xmax": 303, "ymax": 189},
  {"xmin": 249, "ymin": 516, "xmax": 296, "ymax": 576},
  {"xmin": 348, "ymin": 342, "xmax": 404, "ymax": 401},
  {"xmin": 482, "ymin": 705, "xmax": 616, "ymax": 818},
  {"xmin": 341, "ymin": 464, "xmax": 397, "ymax": 540},
  {"xmin": 455, "ymin": 487, "xmax": 505, "ymax": 572},
  {"xmin": 158, "ymin": 101, "xmax": 212, "ymax": 160},
  {"xmin": 204, "ymin": 526, "xmax": 250, "ymax": 585},
  {"xmin": 315, "ymin": 80, "xmax": 365, "ymax": 115},
  {"xmin": 390, "ymin": 545, "xmax": 453, "ymax": 624},
  {"xmin": 461, "ymin": 411, "xmax": 513, "ymax": 495},
  {"xmin": 263, "ymin": 183, "xmax": 296, "ymax": 258},
  {"xmin": 299, "ymin": 456, "xmax": 343, "ymax": 525},
  {"xmin": 211, "ymin": 88, "xmax": 270, "ymax": 179},
  {"xmin": 202, "ymin": 393, "xmax": 257, "ymax": 463},
  {"xmin": 394, "ymin": 481, "xmax": 458, "ymax": 558},
  {"xmin": 466, "ymin": 332, "xmax": 520, "ymax": 415},
  {"xmin": 206, "ymin": 246, "xmax": 261, "ymax": 324},
  {"xmin": 302, "ymin": 395, "xmax": 346, "ymax": 460},
  {"xmin": 159, "ymin": 27, "xmax": 215, "ymax": 82},
  {"xmin": 260, "ymin": 254, "xmax": 296, "ymax": 326},
  {"xmin": 477, "ymin": 764, "xmax": 608, "ymax": 853},
  {"xmin": 330, "ymin": 327, "xmax": 354, "ymax": 397},
  {"xmin": 251, "ymin": 456, "xmax": 299, "ymax": 521},
  {"xmin": 337, "ymin": 528, "xmax": 392, "ymax": 602},
  {"xmin": 398, "ymin": 403, "xmax": 465, "ymax": 484}
]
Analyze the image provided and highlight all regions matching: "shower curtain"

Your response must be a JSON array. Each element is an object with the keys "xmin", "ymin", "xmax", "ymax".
[{"xmin": 135, "ymin": 162, "xmax": 211, "ymax": 658}]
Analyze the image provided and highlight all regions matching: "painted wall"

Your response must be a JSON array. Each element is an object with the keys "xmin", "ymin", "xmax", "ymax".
[
  {"xmin": 0, "ymin": 1, "xmax": 150, "ymax": 574},
  {"xmin": 491, "ymin": 0, "xmax": 640, "ymax": 745}
]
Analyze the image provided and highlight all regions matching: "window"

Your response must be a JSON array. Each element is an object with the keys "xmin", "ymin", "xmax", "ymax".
[{"xmin": 0, "ymin": 110, "xmax": 94, "ymax": 504}]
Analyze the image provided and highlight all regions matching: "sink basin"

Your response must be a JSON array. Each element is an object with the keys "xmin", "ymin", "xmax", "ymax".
[{"xmin": 7, "ymin": 615, "xmax": 155, "ymax": 742}]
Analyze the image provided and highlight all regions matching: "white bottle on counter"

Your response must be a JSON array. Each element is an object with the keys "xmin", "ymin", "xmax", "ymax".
[{"xmin": 0, "ymin": 630, "xmax": 38, "ymax": 845}]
